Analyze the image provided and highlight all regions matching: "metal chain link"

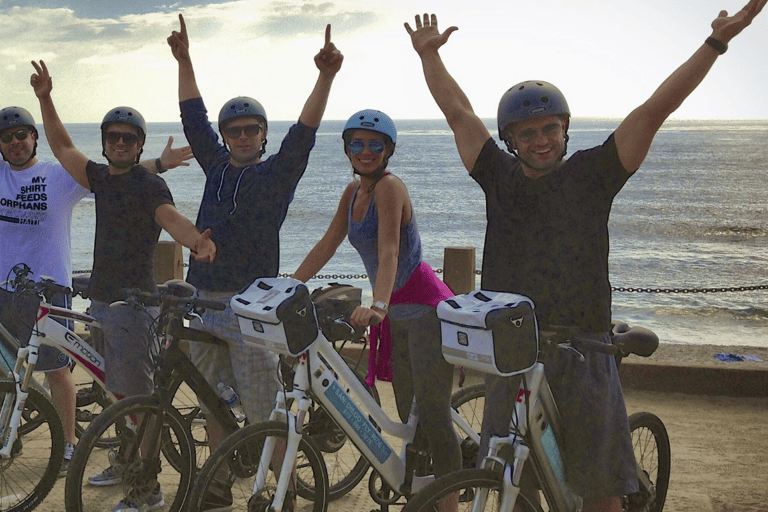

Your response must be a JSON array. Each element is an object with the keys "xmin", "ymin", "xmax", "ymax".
[{"xmin": 75, "ymin": 268, "xmax": 767, "ymax": 294}]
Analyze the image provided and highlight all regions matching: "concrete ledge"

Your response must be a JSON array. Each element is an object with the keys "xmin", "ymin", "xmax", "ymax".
[
  {"xmin": 341, "ymin": 345, "xmax": 768, "ymax": 398},
  {"xmin": 618, "ymin": 360, "xmax": 768, "ymax": 397}
]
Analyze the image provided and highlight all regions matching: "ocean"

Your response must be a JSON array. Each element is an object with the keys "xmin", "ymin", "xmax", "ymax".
[{"xmin": 34, "ymin": 118, "xmax": 768, "ymax": 348}]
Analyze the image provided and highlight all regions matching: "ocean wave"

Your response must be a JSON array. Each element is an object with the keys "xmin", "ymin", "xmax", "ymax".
[{"xmin": 705, "ymin": 225, "xmax": 768, "ymax": 238}]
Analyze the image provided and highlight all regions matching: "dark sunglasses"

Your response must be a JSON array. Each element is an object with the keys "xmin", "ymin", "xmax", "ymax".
[
  {"xmin": 348, "ymin": 139, "xmax": 385, "ymax": 155},
  {"xmin": 224, "ymin": 124, "xmax": 264, "ymax": 139},
  {"xmin": 1, "ymin": 128, "xmax": 31, "ymax": 144},
  {"xmin": 105, "ymin": 131, "xmax": 140, "ymax": 146}
]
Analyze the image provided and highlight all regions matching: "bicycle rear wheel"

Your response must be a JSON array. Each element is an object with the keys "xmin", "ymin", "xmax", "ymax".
[
  {"xmin": 188, "ymin": 420, "xmax": 329, "ymax": 512},
  {"xmin": 402, "ymin": 468, "xmax": 542, "ymax": 512},
  {"xmin": 0, "ymin": 379, "xmax": 65, "ymax": 512},
  {"xmin": 625, "ymin": 411, "xmax": 670, "ymax": 512},
  {"xmin": 64, "ymin": 394, "xmax": 194, "ymax": 512}
]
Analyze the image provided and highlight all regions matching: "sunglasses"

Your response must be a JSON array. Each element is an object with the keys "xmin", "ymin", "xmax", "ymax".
[
  {"xmin": 223, "ymin": 124, "xmax": 264, "ymax": 139},
  {"xmin": 348, "ymin": 139, "xmax": 385, "ymax": 155},
  {"xmin": 1, "ymin": 128, "xmax": 31, "ymax": 144},
  {"xmin": 105, "ymin": 131, "xmax": 140, "ymax": 146}
]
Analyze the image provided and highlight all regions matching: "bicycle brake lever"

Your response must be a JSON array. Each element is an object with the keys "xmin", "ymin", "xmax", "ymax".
[
  {"xmin": 184, "ymin": 311, "xmax": 203, "ymax": 323},
  {"xmin": 547, "ymin": 339, "xmax": 586, "ymax": 362}
]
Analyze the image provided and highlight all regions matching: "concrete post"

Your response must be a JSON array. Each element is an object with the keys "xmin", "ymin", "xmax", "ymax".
[
  {"xmin": 443, "ymin": 247, "xmax": 476, "ymax": 295},
  {"xmin": 154, "ymin": 241, "xmax": 184, "ymax": 283}
]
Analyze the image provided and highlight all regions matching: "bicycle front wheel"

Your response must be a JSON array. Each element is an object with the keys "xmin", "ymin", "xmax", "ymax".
[
  {"xmin": 64, "ymin": 394, "xmax": 195, "ymax": 512},
  {"xmin": 451, "ymin": 382, "xmax": 485, "ymax": 469},
  {"xmin": 0, "ymin": 379, "xmax": 65, "ymax": 512},
  {"xmin": 402, "ymin": 468, "xmax": 542, "ymax": 512},
  {"xmin": 188, "ymin": 420, "xmax": 329, "ymax": 512},
  {"xmin": 625, "ymin": 411, "xmax": 670, "ymax": 512}
]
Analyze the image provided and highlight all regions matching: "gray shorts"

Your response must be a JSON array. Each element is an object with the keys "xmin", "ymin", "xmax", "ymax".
[
  {"xmin": 90, "ymin": 300, "xmax": 156, "ymax": 398},
  {"xmin": 188, "ymin": 290, "xmax": 280, "ymax": 423},
  {"xmin": 481, "ymin": 332, "xmax": 638, "ymax": 500}
]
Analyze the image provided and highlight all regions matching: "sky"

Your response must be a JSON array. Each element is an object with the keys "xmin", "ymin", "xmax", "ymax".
[{"xmin": 1, "ymin": 0, "xmax": 767, "ymax": 123}]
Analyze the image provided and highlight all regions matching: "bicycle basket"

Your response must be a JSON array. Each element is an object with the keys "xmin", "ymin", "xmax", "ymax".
[
  {"xmin": 0, "ymin": 288, "xmax": 41, "ymax": 348},
  {"xmin": 437, "ymin": 290, "xmax": 539, "ymax": 377},
  {"xmin": 232, "ymin": 277, "xmax": 319, "ymax": 356}
]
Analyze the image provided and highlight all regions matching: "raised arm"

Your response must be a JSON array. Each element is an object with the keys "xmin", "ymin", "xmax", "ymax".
[
  {"xmin": 30, "ymin": 60, "xmax": 90, "ymax": 188},
  {"xmin": 614, "ymin": 0, "xmax": 766, "ymax": 173},
  {"xmin": 292, "ymin": 182, "xmax": 353, "ymax": 282},
  {"xmin": 298, "ymin": 24, "xmax": 343, "ymax": 128},
  {"xmin": 167, "ymin": 13, "xmax": 202, "ymax": 102},
  {"xmin": 405, "ymin": 14, "xmax": 490, "ymax": 173}
]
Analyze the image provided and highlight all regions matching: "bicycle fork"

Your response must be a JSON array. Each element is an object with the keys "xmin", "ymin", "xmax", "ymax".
[{"xmin": 0, "ymin": 345, "xmax": 37, "ymax": 459}]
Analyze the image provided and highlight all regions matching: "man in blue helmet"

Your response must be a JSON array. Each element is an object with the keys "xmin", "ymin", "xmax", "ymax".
[
  {"xmin": 30, "ymin": 60, "xmax": 217, "ymax": 509},
  {"xmin": 0, "ymin": 103, "xmax": 193, "ymax": 478},
  {"xmin": 166, "ymin": 12, "xmax": 343, "ymax": 476},
  {"xmin": 405, "ymin": 3, "xmax": 764, "ymax": 511}
]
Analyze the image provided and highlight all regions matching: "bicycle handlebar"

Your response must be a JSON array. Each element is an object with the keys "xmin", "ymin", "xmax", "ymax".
[{"xmin": 544, "ymin": 322, "xmax": 659, "ymax": 360}]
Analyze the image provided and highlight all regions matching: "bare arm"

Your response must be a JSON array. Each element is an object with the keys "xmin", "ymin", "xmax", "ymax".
[
  {"xmin": 167, "ymin": 13, "xmax": 202, "ymax": 102},
  {"xmin": 298, "ymin": 24, "xmax": 343, "ymax": 128},
  {"xmin": 405, "ymin": 14, "xmax": 490, "ymax": 173},
  {"xmin": 30, "ymin": 60, "xmax": 90, "ymax": 188},
  {"xmin": 614, "ymin": 0, "xmax": 766, "ymax": 173},
  {"xmin": 292, "ymin": 183, "xmax": 353, "ymax": 282},
  {"xmin": 155, "ymin": 204, "xmax": 217, "ymax": 262}
]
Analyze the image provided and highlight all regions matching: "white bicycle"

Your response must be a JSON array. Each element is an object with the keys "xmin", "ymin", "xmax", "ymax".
[
  {"xmin": 403, "ymin": 289, "xmax": 671, "ymax": 512},
  {"xmin": 186, "ymin": 276, "xmax": 484, "ymax": 512}
]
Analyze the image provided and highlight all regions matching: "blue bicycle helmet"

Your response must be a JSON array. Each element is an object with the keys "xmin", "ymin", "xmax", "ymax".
[
  {"xmin": 342, "ymin": 109, "xmax": 397, "ymax": 147},
  {"xmin": 497, "ymin": 80, "xmax": 570, "ymax": 151},
  {"xmin": 218, "ymin": 96, "xmax": 268, "ymax": 131},
  {"xmin": 0, "ymin": 106, "xmax": 38, "ymax": 135},
  {"xmin": 100, "ymin": 106, "xmax": 147, "ymax": 143}
]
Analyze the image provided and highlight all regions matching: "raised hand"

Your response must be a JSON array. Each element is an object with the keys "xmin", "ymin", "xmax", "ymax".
[
  {"xmin": 314, "ymin": 24, "xmax": 343, "ymax": 77},
  {"xmin": 30, "ymin": 60, "xmax": 53, "ymax": 98},
  {"xmin": 167, "ymin": 13, "xmax": 190, "ymax": 61},
  {"xmin": 159, "ymin": 136, "xmax": 194, "ymax": 170},
  {"xmin": 404, "ymin": 13, "xmax": 458, "ymax": 56},
  {"xmin": 711, "ymin": 0, "xmax": 766, "ymax": 43}
]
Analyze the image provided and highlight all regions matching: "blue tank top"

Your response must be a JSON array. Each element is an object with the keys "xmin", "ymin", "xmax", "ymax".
[{"xmin": 347, "ymin": 183, "xmax": 422, "ymax": 294}]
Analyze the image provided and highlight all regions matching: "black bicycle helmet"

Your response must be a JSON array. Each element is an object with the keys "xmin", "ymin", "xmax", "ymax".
[
  {"xmin": 497, "ymin": 80, "xmax": 570, "ymax": 152},
  {"xmin": 218, "ymin": 96, "xmax": 268, "ymax": 131},
  {"xmin": 100, "ymin": 106, "xmax": 147, "ymax": 143},
  {"xmin": 0, "ymin": 106, "xmax": 38, "ymax": 135}
]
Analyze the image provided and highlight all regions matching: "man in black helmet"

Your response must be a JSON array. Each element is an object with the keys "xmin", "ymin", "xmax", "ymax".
[
  {"xmin": 166, "ymin": 13, "xmax": 343, "ymax": 465},
  {"xmin": 406, "ymin": 2, "xmax": 764, "ymax": 511},
  {"xmin": 30, "ymin": 59, "xmax": 218, "ymax": 508},
  {"xmin": 0, "ymin": 103, "xmax": 192, "ymax": 478}
]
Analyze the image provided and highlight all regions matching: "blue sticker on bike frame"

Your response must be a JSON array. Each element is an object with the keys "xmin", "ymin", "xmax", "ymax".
[{"xmin": 324, "ymin": 381, "xmax": 392, "ymax": 464}]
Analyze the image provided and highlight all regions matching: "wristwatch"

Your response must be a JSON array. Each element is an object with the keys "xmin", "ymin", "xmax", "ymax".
[{"xmin": 371, "ymin": 301, "xmax": 388, "ymax": 313}]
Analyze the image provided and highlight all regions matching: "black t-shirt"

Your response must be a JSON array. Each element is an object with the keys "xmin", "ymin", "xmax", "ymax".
[
  {"xmin": 471, "ymin": 135, "xmax": 630, "ymax": 332},
  {"xmin": 86, "ymin": 162, "xmax": 174, "ymax": 302}
]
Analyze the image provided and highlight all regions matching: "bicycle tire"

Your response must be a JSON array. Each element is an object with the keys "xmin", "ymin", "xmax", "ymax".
[
  {"xmin": 402, "ymin": 468, "xmax": 543, "ymax": 512},
  {"xmin": 188, "ymin": 420, "xmax": 329, "ymax": 512},
  {"xmin": 74, "ymin": 381, "xmax": 117, "ymax": 448},
  {"xmin": 625, "ymin": 411, "xmax": 670, "ymax": 512},
  {"xmin": 158, "ymin": 371, "xmax": 209, "ymax": 473},
  {"xmin": 451, "ymin": 382, "xmax": 486, "ymax": 469},
  {"xmin": 296, "ymin": 354, "xmax": 380, "ymax": 501},
  {"xmin": 0, "ymin": 379, "xmax": 66, "ymax": 512},
  {"xmin": 64, "ymin": 394, "xmax": 195, "ymax": 512}
]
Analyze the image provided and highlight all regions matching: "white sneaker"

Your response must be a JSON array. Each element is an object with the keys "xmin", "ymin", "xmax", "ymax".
[{"xmin": 110, "ymin": 486, "xmax": 164, "ymax": 512}]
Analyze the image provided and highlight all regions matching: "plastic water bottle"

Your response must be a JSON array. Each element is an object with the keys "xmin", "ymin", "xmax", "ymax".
[{"xmin": 217, "ymin": 382, "xmax": 246, "ymax": 423}]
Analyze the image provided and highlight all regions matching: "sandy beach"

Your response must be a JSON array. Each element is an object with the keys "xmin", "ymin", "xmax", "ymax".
[{"xmin": 24, "ymin": 341, "xmax": 768, "ymax": 511}]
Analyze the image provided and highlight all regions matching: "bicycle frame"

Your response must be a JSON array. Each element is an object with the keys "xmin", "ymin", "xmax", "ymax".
[
  {"xmin": 476, "ymin": 363, "xmax": 582, "ymax": 512},
  {"xmin": 249, "ymin": 329, "xmax": 480, "ymax": 511},
  {"xmin": 0, "ymin": 288, "xmax": 112, "ymax": 460}
]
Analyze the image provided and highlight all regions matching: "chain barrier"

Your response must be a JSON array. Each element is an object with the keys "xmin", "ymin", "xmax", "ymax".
[{"xmin": 74, "ymin": 268, "xmax": 767, "ymax": 294}]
